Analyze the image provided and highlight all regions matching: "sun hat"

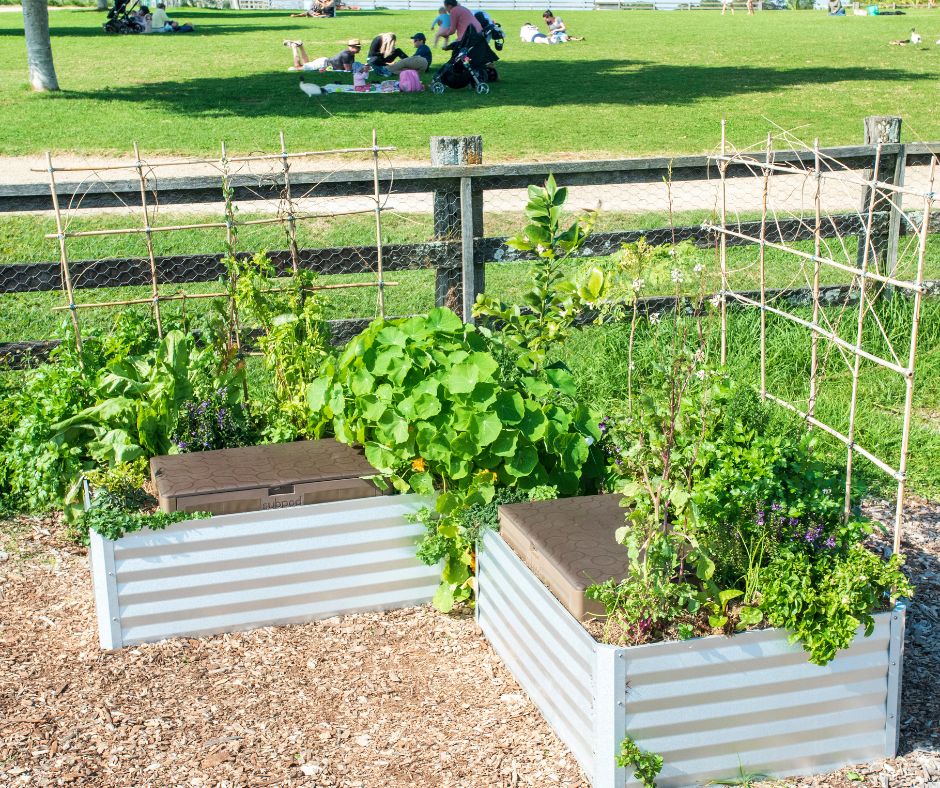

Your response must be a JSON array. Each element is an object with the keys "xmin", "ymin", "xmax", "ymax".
[
  {"xmin": 347, "ymin": 38, "xmax": 362, "ymax": 47},
  {"xmin": 411, "ymin": 32, "xmax": 426, "ymax": 40}
]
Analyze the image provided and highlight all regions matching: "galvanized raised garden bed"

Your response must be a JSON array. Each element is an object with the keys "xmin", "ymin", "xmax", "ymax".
[
  {"xmin": 476, "ymin": 530, "xmax": 906, "ymax": 788},
  {"xmin": 90, "ymin": 494, "xmax": 439, "ymax": 649}
]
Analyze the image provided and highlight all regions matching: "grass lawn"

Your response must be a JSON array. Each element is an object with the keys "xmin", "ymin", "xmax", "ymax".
[{"xmin": 0, "ymin": 8, "xmax": 939, "ymax": 158}]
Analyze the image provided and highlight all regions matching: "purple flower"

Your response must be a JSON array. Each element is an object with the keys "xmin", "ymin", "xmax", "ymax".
[
  {"xmin": 804, "ymin": 525, "xmax": 823, "ymax": 544},
  {"xmin": 771, "ymin": 503, "xmax": 783, "ymax": 512},
  {"xmin": 755, "ymin": 509, "xmax": 765, "ymax": 525},
  {"xmin": 825, "ymin": 536, "xmax": 836, "ymax": 549}
]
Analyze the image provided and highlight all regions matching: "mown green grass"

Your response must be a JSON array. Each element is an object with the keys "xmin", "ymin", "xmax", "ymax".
[{"xmin": 1, "ymin": 8, "xmax": 939, "ymax": 158}]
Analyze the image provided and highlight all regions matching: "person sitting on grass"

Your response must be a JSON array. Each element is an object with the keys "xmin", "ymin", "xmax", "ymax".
[
  {"xmin": 542, "ymin": 10, "xmax": 581, "ymax": 42},
  {"xmin": 386, "ymin": 32, "xmax": 433, "ymax": 75},
  {"xmin": 150, "ymin": 2, "xmax": 193, "ymax": 32},
  {"xmin": 284, "ymin": 38, "xmax": 362, "ymax": 72},
  {"xmin": 431, "ymin": 5, "xmax": 451, "ymax": 47},
  {"xmin": 366, "ymin": 33, "xmax": 408, "ymax": 75},
  {"xmin": 290, "ymin": 0, "xmax": 336, "ymax": 18}
]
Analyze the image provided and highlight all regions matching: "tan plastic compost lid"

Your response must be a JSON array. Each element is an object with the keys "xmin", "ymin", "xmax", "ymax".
[{"xmin": 498, "ymin": 494, "xmax": 629, "ymax": 621}]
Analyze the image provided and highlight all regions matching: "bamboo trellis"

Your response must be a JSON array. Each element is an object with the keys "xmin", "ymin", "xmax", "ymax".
[
  {"xmin": 40, "ymin": 132, "xmax": 398, "ymax": 351},
  {"xmin": 707, "ymin": 126, "xmax": 938, "ymax": 555}
]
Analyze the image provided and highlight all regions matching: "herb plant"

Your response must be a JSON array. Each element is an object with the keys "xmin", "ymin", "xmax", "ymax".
[{"xmin": 616, "ymin": 736, "xmax": 663, "ymax": 788}]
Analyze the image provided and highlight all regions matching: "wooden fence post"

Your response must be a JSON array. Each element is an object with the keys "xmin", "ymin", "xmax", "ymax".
[
  {"xmin": 858, "ymin": 116, "xmax": 902, "ymax": 271},
  {"xmin": 430, "ymin": 136, "xmax": 484, "ymax": 314}
]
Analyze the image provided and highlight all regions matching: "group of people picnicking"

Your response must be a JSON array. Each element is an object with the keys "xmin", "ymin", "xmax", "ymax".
[
  {"xmin": 283, "ymin": 0, "xmax": 496, "ymax": 76},
  {"xmin": 128, "ymin": 2, "xmax": 194, "ymax": 32}
]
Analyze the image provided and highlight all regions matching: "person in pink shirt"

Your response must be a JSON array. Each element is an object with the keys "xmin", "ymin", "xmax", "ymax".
[{"xmin": 435, "ymin": 0, "xmax": 482, "ymax": 42}]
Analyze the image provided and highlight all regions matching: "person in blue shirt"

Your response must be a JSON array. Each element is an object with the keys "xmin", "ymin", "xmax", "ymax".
[
  {"xmin": 388, "ymin": 33, "xmax": 434, "ymax": 75},
  {"xmin": 431, "ymin": 5, "xmax": 451, "ymax": 47}
]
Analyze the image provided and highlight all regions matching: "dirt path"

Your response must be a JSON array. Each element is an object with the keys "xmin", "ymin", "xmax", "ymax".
[{"xmin": 1, "ymin": 500, "xmax": 937, "ymax": 787}]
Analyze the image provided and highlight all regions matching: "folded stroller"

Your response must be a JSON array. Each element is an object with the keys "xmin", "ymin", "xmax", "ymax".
[{"xmin": 430, "ymin": 28, "xmax": 500, "ymax": 95}]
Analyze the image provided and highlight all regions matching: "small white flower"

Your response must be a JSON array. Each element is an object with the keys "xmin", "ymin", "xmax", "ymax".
[
  {"xmin": 632, "ymin": 278, "xmax": 644, "ymax": 293},
  {"xmin": 693, "ymin": 263, "xmax": 704, "ymax": 274},
  {"xmin": 671, "ymin": 268, "xmax": 684, "ymax": 284},
  {"xmin": 536, "ymin": 244, "xmax": 546, "ymax": 255},
  {"xmin": 709, "ymin": 294, "xmax": 722, "ymax": 308},
  {"xmin": 629, "ymin": 361, "xmax": 636, "ymax": 371},
  {"xmin": 695, "ymin": 369, "xmax": 706, "ymax": 380},
  {"xmin": 650, "ymin": 314, "xmax": 661, "ymax": 325}
]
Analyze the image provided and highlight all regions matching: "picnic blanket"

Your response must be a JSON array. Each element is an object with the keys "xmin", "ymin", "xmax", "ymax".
[{"xmin": 323, "ymin": 82, "xmax": 399, "ymax": 94}]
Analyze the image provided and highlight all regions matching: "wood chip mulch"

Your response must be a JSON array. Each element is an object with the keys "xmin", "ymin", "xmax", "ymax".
[{"xmin": 1, "ymin": 499, "xmax": 937, "ymax": 788}]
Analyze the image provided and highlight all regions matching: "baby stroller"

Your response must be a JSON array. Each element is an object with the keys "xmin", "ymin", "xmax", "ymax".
[
  {"xmin": 474, "ymin": 10, "xmax": 505, "ymax": 51},
  {"xmin": 103, "ymin": 0, "xmax": 144, "ymax": 34},
  {"xmin": 430, "ymin": 28, "xmax": 499, "ymax": 95}
]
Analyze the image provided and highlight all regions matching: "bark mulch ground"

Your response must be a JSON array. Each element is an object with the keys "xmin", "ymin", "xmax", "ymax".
[{"xmin": 1, "ymin": 499, "xmax": 937, "ymax": 788}]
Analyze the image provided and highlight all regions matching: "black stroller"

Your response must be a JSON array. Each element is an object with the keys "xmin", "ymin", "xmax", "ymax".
[
  {"xmin": 474, "ymin": 10, "xmax": 505, "ymax": 51},
  {"xmin": 430, "ymin": 28, "xmax": 500, "ymax": 95},
  {"xmin": 103, "ymin": 0, "xmax": 144, "ymax": 34}
]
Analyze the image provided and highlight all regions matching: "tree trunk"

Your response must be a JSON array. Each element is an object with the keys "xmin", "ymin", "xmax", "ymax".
[{"xmin": 22, "ymin": 0, "xmax": 59, "ymax": 92}]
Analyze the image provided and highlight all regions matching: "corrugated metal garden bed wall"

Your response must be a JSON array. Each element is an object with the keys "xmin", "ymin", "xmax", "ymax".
[
  {"xmin": 476, "ymin": 530, "xmax": 906, "ymax": 788},
  {"xmin": 90, "ymin": 494, "xmax": 439, "ymax": 649}
]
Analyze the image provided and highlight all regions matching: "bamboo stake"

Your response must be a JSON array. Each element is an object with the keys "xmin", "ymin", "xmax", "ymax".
[
  {"xmin": 725, "ymin": 291, "xmax": 908, "ymax": 376},
  {"xmin": 843, "ymin": 144, "xmax": 883, "ymax": 521},
  {"xmin": 808, "ymin": 139, "xmax": 823, "ymax": 421},
  {"xmin": 43, "ymin": 208, "xmax": 378, "ymax": 240},
  {"xmin": 372, "ymin": 128, "xmax": 386, "ymax": 319},
  {"xmin": 220, "ymin": 141, "xmax": 241, "ymax": 351},
  {"xmin": 134, "ymin": 142, "xmax": 163, "ymax": 337},
  {"xmin": 49, "ymin": 281, "xmax": 403, "ymax": 311},
  {"xmin": 29, "ymin": 146, "xmax": 397, "ymax": 173},
  {"xmin": 46, "ymin": 151, "xmax": 82, "ymax": 350},
  {"xmin": 758, "ymin": 133, "xmax": 772, "ymax": 399},
  {"xmin": 701, "ymin": 224, "xmax": 924, "ymax": 294},
  {"xmin": 764, "ymin": 392, "xmax": 902, "ymax": 480},
  {"xmin": 279, "ymin": 131, "xmax": 300, "ymax": 276},
  {"xmin": 709, "ymin": 153, "xmax": 926, "ymax": 199},
  {"xmin": 719, "ymin": 120, "xmax": 729, "ymax": 366},
  {"xmin": 893, "ymin": 154, "xmax": 936, "ymax": 555}
]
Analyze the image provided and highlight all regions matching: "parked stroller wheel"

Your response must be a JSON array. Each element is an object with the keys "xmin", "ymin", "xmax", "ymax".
[
  {"xmin": 476, "ymin": 82, "xmax": 490, "ymax": 95},
  {"xmin": 431, "ymin": 80, "xmax": 446, "ymax": 95}
]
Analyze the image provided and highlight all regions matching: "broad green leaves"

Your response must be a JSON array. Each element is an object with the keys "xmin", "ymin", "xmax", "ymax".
[{"xmin": 305, "ymin": 307, "xmax": 601, "ymax": 612}]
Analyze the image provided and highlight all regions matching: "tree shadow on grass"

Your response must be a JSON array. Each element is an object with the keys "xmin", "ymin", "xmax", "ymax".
[{"xmin": 61, "ymin": 60, "xmax": 934, "ymax": 116}]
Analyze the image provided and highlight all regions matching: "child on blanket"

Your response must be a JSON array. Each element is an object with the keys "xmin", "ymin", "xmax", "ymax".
[{"xmin": 284, "ymin": 38, "xmax": 362, "ymax": 71}]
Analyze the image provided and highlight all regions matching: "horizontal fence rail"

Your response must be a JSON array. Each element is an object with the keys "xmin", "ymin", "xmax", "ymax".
[{"xmin": 2, "ymin": 132, "xmax": 938, "ymax": 366}]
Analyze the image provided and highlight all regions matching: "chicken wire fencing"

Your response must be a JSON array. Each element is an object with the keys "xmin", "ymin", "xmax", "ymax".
[
  {"xmin": 705, "ymin": 121, "xmax": 938, "ymax": 554},
  {"xmin": 1, "ymin": 122, "xmax": 938, "ymax": 366},
  {"xmin": 17, "ymin": 132, "xmax": 403, "ymax": 357}
]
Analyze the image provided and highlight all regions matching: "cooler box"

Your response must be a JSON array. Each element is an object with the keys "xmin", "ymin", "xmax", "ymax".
[
  {"xmin": 497, "ymin": 493, "xmax": 628, "ymax": 621},
  {"xmin": 151, "ymin": 440, "xmax": 382, "ymax": 516}
]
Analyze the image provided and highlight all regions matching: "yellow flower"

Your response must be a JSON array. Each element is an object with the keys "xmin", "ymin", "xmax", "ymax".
[{"xmin": 411, "ymin": 457, "xmax": 427, "ymax": 472}]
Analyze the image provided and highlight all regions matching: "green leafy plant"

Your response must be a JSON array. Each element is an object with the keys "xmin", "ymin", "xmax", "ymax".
[
  {"xmin": 230, "ymin": 251, "xmax": 331, "ymax": 441},
  {"xmin": 84, "ymin": 459, "xmax": 153, "ymax": 512},
  {"xmin": 53, "ymin": 330, "xmax": 197, "ymax": 465},
  {"xmin": 0, "ymin": 341, "xmax": 100, "ymax": 513},
  {"xmin": 307, "ymin": 307, "xmax": 602, "ymax": 610},
  {"xmin": 760, "ymin": 541, "xmax": 911, "ymax": 665},
  {"xmin": 77, "ymin": 505, "xmax": 210, "ymax": 544},
  {"xmin": 474, "ymin": 175, "xmax": 599, "ymax": 371},
  {"xmin": 616, "ymin": 736, "xmax": 663, "ymax": 788}
]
